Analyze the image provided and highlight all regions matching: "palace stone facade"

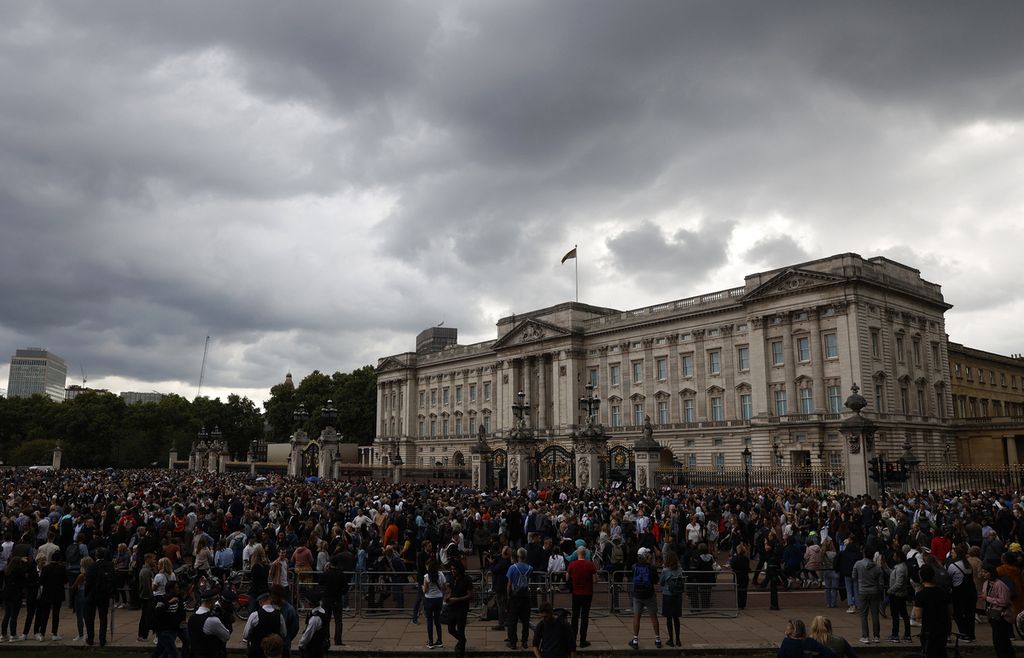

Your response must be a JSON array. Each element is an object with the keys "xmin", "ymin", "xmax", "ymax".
[{"xmin": 374, "ymin": 253, "xmax": 971, "ymax": 480}]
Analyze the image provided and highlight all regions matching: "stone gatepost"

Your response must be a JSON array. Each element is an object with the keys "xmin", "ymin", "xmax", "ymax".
[
  {"xmin": 633, "ymin": 415, "xmax": 660, "ymax": 490},
  {"xmin": 169, "ymin": 448, "xmax": 178, "ymax": 470},
  {"xmin": 52, "ymin": 443, "xmax": 63, "ymax": 470},
  {"xmin": 506, "ymin": 444, "xmax": 533, "ymax": 491},
  {"xmin": 840, "ymin": 385, "xmax": 878, "ymax": 498},
  {"xmin": 470, "ymin": 425, "xmax": 493, "ymax": 492}
]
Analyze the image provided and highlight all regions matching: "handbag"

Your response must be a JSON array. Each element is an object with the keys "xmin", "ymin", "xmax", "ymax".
[{"xmin": 439, "ymin": 602, "xmax": 451, "ymax": 625}]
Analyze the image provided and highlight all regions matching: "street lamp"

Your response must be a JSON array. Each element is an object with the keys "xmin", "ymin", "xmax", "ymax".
[
  {"xmin": 512, "ymin": 391, "xmax": 531, "ymax": 425},
  {"xmin": 293, "ymin": 403, "xmax": 310, "ymax": 430},
  {"xmin": 321, "ymin": 400, "xmax": 338, "ymax": 431},
  {"xmin": 741, "ymin": 446, "xmax": 752, "ymax": 494}
]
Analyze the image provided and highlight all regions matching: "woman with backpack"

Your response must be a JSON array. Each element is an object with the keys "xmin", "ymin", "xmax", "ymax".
[{"xmin": 659, "ymin": 551, "xmax": 684, "ymax": 647}]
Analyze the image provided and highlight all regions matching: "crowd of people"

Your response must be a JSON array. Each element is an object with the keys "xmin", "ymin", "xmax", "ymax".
[{"xmin": 1, "ymin": 467, "xmax": 1024, "ymax": 658}]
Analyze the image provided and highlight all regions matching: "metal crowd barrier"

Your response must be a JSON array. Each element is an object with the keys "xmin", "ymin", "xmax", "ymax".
[{"xmin": 608, "ymin": 569, "xmax": 738, "ymax": 618}]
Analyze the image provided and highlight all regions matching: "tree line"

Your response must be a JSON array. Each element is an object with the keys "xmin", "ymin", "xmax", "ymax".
[{"xmin": 0, "ymin": 365, "xmax": 377, "ymax": 468}]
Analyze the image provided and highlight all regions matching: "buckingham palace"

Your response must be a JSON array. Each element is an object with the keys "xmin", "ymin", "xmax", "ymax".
[{"xmin": 372, "ymin": 252, "xmax": 1024, "ymax": 489}]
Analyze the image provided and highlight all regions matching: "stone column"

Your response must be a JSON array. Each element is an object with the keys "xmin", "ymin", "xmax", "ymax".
[
  {"xmin": 693, "ymin": 330, "xmax": 707, "ymax": 419},
  {"xmin": 573, "ymin": 435, "xmax": 605, "ymax": 490},
  {"xmin": 783, "ymin": 314, "xmax": 796, "ymax": 416},
  {"xmin": 633, "ymin": 415, "xmax": 660, "ymax": 490},
  {"xmin": 506, "ymin": 445, "xmax": 533, "ymax": 490},
  {"xmin": 809, "ymin": 309, "xmax": 826, "ymax": 413},
  {"xmin": 168, "ymin": 448, "xmax": 178, "ymax": 471}
]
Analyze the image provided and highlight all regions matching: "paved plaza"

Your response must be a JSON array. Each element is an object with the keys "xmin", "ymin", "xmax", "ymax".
[{"xmin": 11, "ymin": 588, "xmax": 1003, "ymax": 654}]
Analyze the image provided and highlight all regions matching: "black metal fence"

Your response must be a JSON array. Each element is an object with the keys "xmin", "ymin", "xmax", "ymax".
[{"xmin": 655, "ymin": 466, "xmax": 844, "ymax": 490}]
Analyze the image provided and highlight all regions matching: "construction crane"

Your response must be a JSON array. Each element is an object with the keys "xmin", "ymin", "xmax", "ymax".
[
  {"xmin": 79, "ymin": 364, "xmax": 87, "ymax": 386},
  {"xmin": 197, "ymin": 335, "xmax": 211, "ymax": 397}
]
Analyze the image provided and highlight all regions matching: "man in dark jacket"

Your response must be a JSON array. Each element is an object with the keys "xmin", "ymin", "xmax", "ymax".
[
  {"xmin": 84, "ymin": 547, "xmax": 114, "ymax": 647},
  {"xmin": 835, "ymin": 539, "xmax": 862, "ymax": 613},
  {"xmin": 320, "ymin": 555, "xmax": 348, "ymax": 646}
]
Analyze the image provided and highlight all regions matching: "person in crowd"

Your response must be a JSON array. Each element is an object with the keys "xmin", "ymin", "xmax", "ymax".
[
  {"xmin": 72, "ymin": 554, "xmax": 92, "ymax": 641},
  {"xmin": 242, "ymin": 590, "xmax": 288, "ymax": 658},
  {"xmin": 729, "ymin": 543, "xmax": 751, "ymax": 611},
  {"xmin": 150, "ymin": 580, "xmax": 186, "ymax": 658},
  {"xmin": 84, "ymin": 546, "xmax": 115, "ymax": 647},
  {"xmin": 886, "ymin": 547, "xmax": 912, "ymax": 643},
  {"xmin": 422, "ymin": 558, "xmax": 446, "ymax": 649},
  {"xmin": 249, "ymin": 546, "xmax": 271, "ymax": 613},
  {"xmin": 660, "ymin": 550, "xmax": 685, "ymax": 647},
  {"xmin": 2, "ymin": 555, "xmax": 27, "ymax": 641},
  {"xmin": 566, "ymin": 544, "xmax": 597, "ymax": 648},
  {"xmin": 629, "ymin": 546, "xmax": 661, "ymax": 650},
  {"xmin": 270, "ymin": 585, "xmax": 299, "ymax": 658},
  {"xmin": 809, "ymin": 615, "xmax": 857, "ymax": 658},
  {"xmin": 137, "ymin": 552, "xmax": 156, "ymax": 641},
  {"xmin": 981, "ymin": 559, "xmax": 1016, "ymax": 658},
  {"xmin": 506, "ymin": 547, "xmax": 533, "ymax": 651},
  {"xmin": 488, "ymin": 546, "xmax": 511, "ymax": 633},
  {"xmin": 320, "ymin": 554, "xmax": 348, "ymax": 647},
  {"xmin": 188, "ymin": 588, "xmax": 232, "ymax": 658},
  {"xmin": 532, "ymin": 601, "xmax": 575, "ymax": 658},
  {"xmin": 820, "ymin": 538, "xmax": 839, "ymax": 609},
  {"xmin": 836, "ymin": 538, "xmax": 862, "ymax": 614},
  {"xmin": 853, "ymin": 547, "xmax": 884, "ymax": 644},
  {"xmin": 776, "ymin": 618, "xmax": 836, "ymax": 658},
  {"xmin": 913, "ymin": 564, "xmax": 952, "ymax": 658},
  {"xmin": 946, "ymin": 542, "xmax": 977, "ymax": 643},
  {"xmin": 297, "ymin": 593, "xmax": 330, "ymax": 658},
  {"xmin": 445, "ymin": 558, "xmax": 474, "ymax": 658},
  {"xmin": 36, "ymin": 550, "xmax": 67, "ymax": 641}
]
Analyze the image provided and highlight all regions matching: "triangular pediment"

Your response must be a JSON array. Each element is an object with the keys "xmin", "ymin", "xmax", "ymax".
[
  {"xmin": 375, "ymin": 356, "xmax": 410, "ymax": 373},
  {"xmin": 492, "ymin": 318, "xmax": 572, "ymax": 350},
  {"xmin": 744, "ymin": 268, "xmax": 847, "ymax": 302}
]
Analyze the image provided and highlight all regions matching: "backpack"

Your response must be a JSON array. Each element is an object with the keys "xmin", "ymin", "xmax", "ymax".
[
  {"xmin": 665, "ymin": 570, "xmax": 686, "ymax": 596},
  {"xmin": 509, "ymin": 563, "xmax": 532, "ymax": 595},
  {"xmin": 906, "ymin": 558, "xmax": 921, "ymax": 584},
  {"xmin": 632, "ymin": 563, "xmax": 654, "ymax": 598}
]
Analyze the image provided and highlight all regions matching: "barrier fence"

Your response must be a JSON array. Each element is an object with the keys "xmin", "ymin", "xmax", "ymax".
[
  {"xmin": 281, "ymin": 568, "xmax": 737, "ymax": 619},
  {"xmin": 655, "ymin": 466, "xmax": 844, "ymax": 491}
]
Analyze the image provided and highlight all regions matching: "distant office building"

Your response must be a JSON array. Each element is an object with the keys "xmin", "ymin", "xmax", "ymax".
[
  {"xmin": 65, "ymin": 385, "xmax": 110, "ymax": 400},
  {"xmin": 7, "ymin": 348, "xmax": 67, "ymax": 402},
  {"xmin": 120, "ymin": 391, "xmax": 165, "ymax": 405}
]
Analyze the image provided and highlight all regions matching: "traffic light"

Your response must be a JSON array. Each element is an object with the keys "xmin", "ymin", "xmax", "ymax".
[{"xmin": 868, "ymin": 457, "xmax": 879, "ymax": 482}]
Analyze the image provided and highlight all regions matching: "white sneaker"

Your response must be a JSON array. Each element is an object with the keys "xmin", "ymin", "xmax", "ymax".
[
  {"xmin": 872, "ymin": 637, "xmax": 880, "ymax": 643},
  {"xmin": 846, "ymin": 606, "xmax": 856, "ymax": 613},
  {"xmin": 18, "ymin": 634, "xmax": 27, "ymax": 641},
  {"xmin": 73, "ymin": 635, "xmax": 83, "ymax": 641},
  {"xmin": 35, "ymin": 633, "xmax": 43, "ymax": 641},
  {"xmin": 51, "ymin": 635, "xmax": 62, "ymax": 641},
  {"xmin": 859, "ymin": 637, "xmax": 870, "ymax": 644}
]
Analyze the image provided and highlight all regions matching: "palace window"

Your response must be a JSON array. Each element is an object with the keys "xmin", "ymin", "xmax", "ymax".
[
  {"xmin": 774, "ymin": 390, "xmax": 787, "ymax": 416},
  {"xmin": 916, "ymin": 388, "xmax": 926, "ymax": 415},
  {"xmin": 737, "ymin": 346, "xmax": 750, "ymax": 371},
  {"xmin": 469, "ymin": 384, "xmax": 477, "ymax": 402},
  {"xmin": 589, "ymin": 368, "xmax": 598, "ymax": 387},
  {"xmin": 455, "ymin": 417, "xmax": 463, "ymax": 435},
  {"xmin": 896, "ymin": 335, "xmax": 905, "ymax": 363},
  {"xmin": 430, "ymin": 389, "xmax": 437, "ymax": 405},
  {"xmin": 656, "ymin": 357, "xmax": 668, "ymax": 381},
  {"xmin": 657, "ymin": 400, "xmax": 669, "ymax": 425},
  {"xmin": 771, "ymin": 340, "xmax": 784, "ymax": 366},
  {"xmin": 799, "ymin": 387, "xmax": 813, "ymax": 414},
  {"xmin": 419, "ymin": 420, "xmax": 425, "ymax": 437},
  {"xmin": 740, "ymin": 393, "xmax": 753, "ymax": 420},
  {"xmin": 687, "ymin": 453, "xmax": 697, "ymax": 468},
  {"xmin": 871, "ymin": 329, "xmax": 881, "ymax": 358},
  {"xmin": 632, "ymin": 361, "xmax": 643, "ymax": 384},
  {"xmin": 682, "ymin": 398, "xmax": 695, "ymax": 423},
  {"xmin": 483, "ymin": 415, "xmax": 491, "ymax": 434},
  {"xmin": 797, "ymin": 336, "xmax": 810, "ymax": 362},
  {"xmin": 442, "ymin": 387, "xmax": 449, "ymax": 405},
  {"xmin": 710, "ymin": 396, "xmax": 724, "ymax": 421},
  {"xmin": 680, "ymin": 355, "xmax": 694, "ymax": 377},
  {"xmin": 899, "ymin": 384, "xmax": 909, "ymax": 414},
  {"xmin": 430, "ymin": 419, "xmax": 437, "ymax": 436},
  {"xmin": 875, "ymin": 384, "xmax": 885, "ymax": 412},
  {"xmin": 824, "ymin": 333, "xmax": 839, "ymax": 359},
  {"xmin": 912, "ymin": 338, "xmax": 922, "ymax": 366},
  {"xmin": 828, "ymin": 385, "xmax": 842, "ymax": 413},
  {"xmin": 708, "ymin": 350, "xmax": 722, "ymax": 374},
  {"xmin": 483, "ymin": 382, "xmax": 491, "ymax": 400},
  {"xmin": 610, "ymin": 364, "xmax": 621, "ymax": 386},
  {"xmin": 611, "ymin": 405, "xmax": 622, "ymax": 428},
  {"xmin": 419, "ymin": 391, "xmax": 425, "ymax": 408},
  {"xmin": 442, "ymin": 418, "xmax": 449, "ymax": 436},
  {"xmin": 714, "ymin": 453, "xmax": 726, "ymax": 470}
]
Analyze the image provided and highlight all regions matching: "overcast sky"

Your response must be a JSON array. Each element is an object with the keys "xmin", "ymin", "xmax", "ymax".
[{"xmin": 2, "ymin": 1, "xmax": 1023, "ymax": 405}]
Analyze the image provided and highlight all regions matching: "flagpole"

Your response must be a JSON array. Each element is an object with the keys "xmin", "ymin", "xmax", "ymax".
[{"xmin": 574, "ymin": 244, "xmax": 579, "ymax": 302}]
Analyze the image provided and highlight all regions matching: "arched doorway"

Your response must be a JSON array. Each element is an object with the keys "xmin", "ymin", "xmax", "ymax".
[
  {"xmin": 538, "ymin": 445, "xmax": 574, "ymax": 484},
  {"xmin": 452, "ymin": 451, "xmax": 465, "ymax": 467},
  {"xmin": 302, "ymin": 442, "xmax": 320, "ymax": 478}
]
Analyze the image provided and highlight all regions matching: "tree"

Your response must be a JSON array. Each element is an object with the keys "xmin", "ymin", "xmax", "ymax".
[{"xmin": 7, "ymin": 438, "xmax": 58, "ymax": 466}]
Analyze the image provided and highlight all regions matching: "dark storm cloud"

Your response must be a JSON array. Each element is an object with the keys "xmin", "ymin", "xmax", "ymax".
[
  {"xmin": 743, "ymin": 236, "xmax": 811, "ymax": 269},
  {"xmin": 2, "ymin": 0, "xmax": 1023, "ymax": 395},
  {"xmin": 605, "ymin": 221, "xmax": 734, "ymax": 280}
]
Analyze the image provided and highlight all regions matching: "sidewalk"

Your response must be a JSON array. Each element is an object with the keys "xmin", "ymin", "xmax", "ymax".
[{"xmin": 14, "ymin": 588, "xmax": 999, "ymax": 653}]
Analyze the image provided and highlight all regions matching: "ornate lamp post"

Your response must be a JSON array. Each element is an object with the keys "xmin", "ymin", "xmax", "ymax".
[
  {"xmin": 320, "ymin": 400, "xmax": 338, "ymax": 430},
  {"xmin": 573, "ymin": 382, "xmax": 606, "ymax": 489},
  {"xmin": 293, "ymin": 403, "xmax": 310, "ymax": 430},
  {"xmin": 742, "ymin": 446, "xmax": 752, "ymax": 494}
]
